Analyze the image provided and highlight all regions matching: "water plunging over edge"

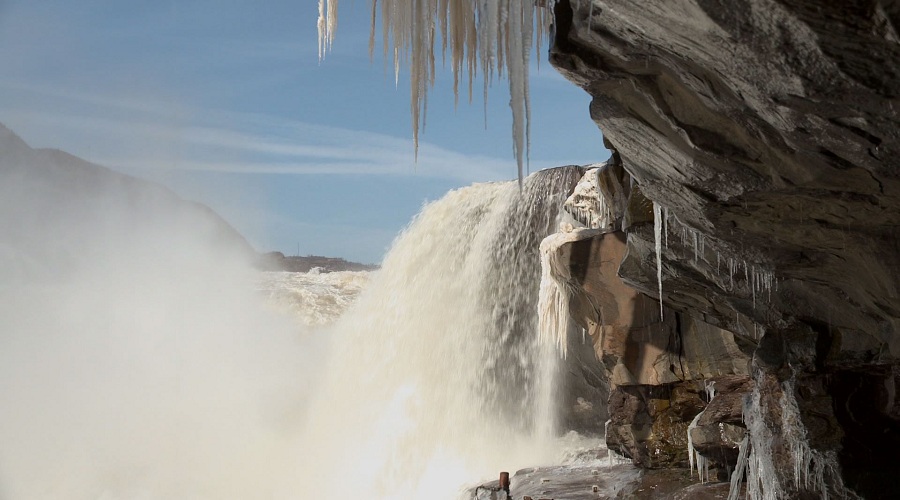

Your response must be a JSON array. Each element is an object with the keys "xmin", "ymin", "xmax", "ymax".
[{"xmin": 295, "ymin": 167, "xmax": 585, "ymax": 499}]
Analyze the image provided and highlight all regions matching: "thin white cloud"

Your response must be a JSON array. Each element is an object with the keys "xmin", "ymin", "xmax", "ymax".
[
  {"xmin": 0, "ymin": 79, "xmax": 186, "ymax": 119},
  {"xmin": 1, "ymin": 87, "xmax": 528, "ymax": 183}
]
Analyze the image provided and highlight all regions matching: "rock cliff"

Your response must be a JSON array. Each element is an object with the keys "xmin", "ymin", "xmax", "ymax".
[{"xmin": 546, "ymin": 1, "xmax": 900, "ymax": 498}]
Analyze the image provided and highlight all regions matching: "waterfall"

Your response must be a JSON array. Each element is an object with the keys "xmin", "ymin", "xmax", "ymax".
[
  {"xmin": 0, "ymin": 165, "xmax": 584, "ymax": 499},
  {"xmin": 296, "ymin": 166, "xmax": 584, "ymax": 499}
]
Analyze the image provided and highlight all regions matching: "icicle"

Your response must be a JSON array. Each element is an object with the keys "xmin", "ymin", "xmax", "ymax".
[
  {"xmin": 663, "ymin": 207, "xmax": 669, "ymax": 248},
  {"xmin": 317, "ymin": 0, "xmax": 328, "ymax": 61},
  {"xmin": 508, "ymin": 0, "xmax": 527, "ymax": 183},
  {"xmin": 743, "ymin": 384, "xmax": 784, "ymax": 500},
  {"xmin": 778, "ymin": 376, "xmax": 857, "ymax": 499},
  {"xmin": 705, "ymin": 380, "xmax": 717, "ymax": 401},
  {"xmin": 689, "ymin": 382, "xmax": 716, "ymax": 484},
  {"xmin": 729, "ymin": 258, "xmax": 735, "ymax": 290},
  {"xmin": 687, "ymin": 411, "xmax": 710, "ymax": 483},
  {"xmin": 588, "ymin": 1, "xmax": 595, "ymax": 31},
  {"xmin": 693, "ymin": 230, "xmax": 699, "ymax": 263},
  {"xmin": 654, "ymin": 202, "xmax": 664, "ymax": 319},
  {"xmin": 752, "ymin": 272, "xmax": 757, "ymax": 308},
  {"xmin": 727, "ymin": 436, "xmax": 751, "ymax": 500},
  {"xmin": 327, "ymin": 0, "xmax": 338, "ymax": 49},
  {"xmin": 317, "ymin": 0, "xmax": 551, "ymax": 183}
]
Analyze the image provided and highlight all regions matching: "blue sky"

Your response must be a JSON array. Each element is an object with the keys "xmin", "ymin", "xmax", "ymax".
[{"xmin": 0, "ymin": 0, "xmax": 608, "ymax": 264}]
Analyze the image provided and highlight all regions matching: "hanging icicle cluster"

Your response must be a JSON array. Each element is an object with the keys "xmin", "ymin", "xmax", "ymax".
[
  {"xmin": 538, "ymin": 231, "xmax": 576, "ymax": 358},
  {"xmin": 317, "ymin": 0, "xmax": 555, "ymax": 183},
  {"xmin": 728, "ymin": 376, "xmax": 860, "ymax": 500}
]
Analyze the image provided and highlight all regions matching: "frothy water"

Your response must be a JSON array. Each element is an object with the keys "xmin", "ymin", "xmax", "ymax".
[
  {"xmin": 256, "ymin": 270, "xmax": 371, "ymax": 327},
  {"xmin": 296, "ymin": 167, "xmax": 584, "ymax": 499},
  {"xmin": 0, "ymin": 243, "xmax": 322, "ymax": 498},
  {"xmin": 0, "ymin": 166, "xmax": 593, "ymax": 499}
]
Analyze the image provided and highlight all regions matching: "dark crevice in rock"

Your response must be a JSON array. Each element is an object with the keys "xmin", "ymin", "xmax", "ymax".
[{"xmin": 831, "ymin": 369, "xmax": 900, "ymax": 499}]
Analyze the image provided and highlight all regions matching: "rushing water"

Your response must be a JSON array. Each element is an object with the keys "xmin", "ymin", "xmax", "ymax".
[
  {"xmin": 255, "ymin": 269, "xmax": 371, "ymax": 327},
  {"xmin": 0, "ymin": 166, "xmax": 604, "ymax": 499},
  {"xmin": 295, "ymin": 167, "xmax": 585, "ymax": 499}
]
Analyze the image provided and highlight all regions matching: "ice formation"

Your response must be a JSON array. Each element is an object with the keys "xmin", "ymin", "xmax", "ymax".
[
  {"xmin": 538, "ymin": 228, "xmax": 601, "ymax": 358},
  {"xmin": 705, "ymin": 379, "xmax": 717, "ymax": 401},
  {"xmin": 728, "ymin": 436, "xmax": 751, "ymax": 500},
  {"xmin": 687, "ymin": 380, "xmax": 716, "ymax": 483},
  {"xmin": 741, "ymin": 382, "xmax": 784, "ymax": 500},
  {"xmin": 653, "ymin": 202, "xmax": 664, "ymax": 319},
  {"xmin": 687, "ymin": 410, "xmax": 711, "ymax": 483},
  {"xmin": 727, "ymin": 375, "xmax": 860, "ymax": 500},
  {"xmin": 317, "ymin": 0, "xmax": 555, "ymax": 181},
  {"xmin": 658, "ymin": 207, "xmax": 778, "ymax": 311},
  {"xmin": 778, "ymin": 377, "xmax": 857, "ymax": 500},
  {"xmin": 538, "ymin": 233, "xmax": 574, "ymax": 358},
  {"xmin": 563, "ymin": 167, "xmax": 612, "ymax": 230},
  {"xmin": 538, "ymin": 167, "xmax": 616, "ymax": 358}
]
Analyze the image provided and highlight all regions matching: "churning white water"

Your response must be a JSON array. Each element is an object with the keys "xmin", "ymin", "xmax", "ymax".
[
  {"xmin": 255, "ymin": 270, "xmax": 371, "ymax": 327},
  {"xmin": 295, "ymin": 166, "xmax": 584, "ymax": 499},
  {"xmin": 0, "ymin": 166, "xmax": 586, "ymax": 499}
]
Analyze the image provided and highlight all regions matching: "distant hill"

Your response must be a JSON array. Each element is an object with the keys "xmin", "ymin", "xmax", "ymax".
[
  {"xmin": 256, "ymin": 252, "xmax": 378, "ymax": 273},
  {"xmin": 0, "ymin": 122, "xmax": 255, "ymax": 279}
]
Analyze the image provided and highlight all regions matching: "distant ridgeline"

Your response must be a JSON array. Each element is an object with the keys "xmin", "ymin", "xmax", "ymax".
[
  {"xmin": 256, "ymin": 252, "xmax": 378, "ymax": 273},
  {"xmin": 0, "ymin": 122, "xmax": 255, "ymax": 277}
]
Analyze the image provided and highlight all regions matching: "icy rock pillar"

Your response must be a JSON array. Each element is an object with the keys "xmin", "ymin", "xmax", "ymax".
[
  {"xmin": 730, "ymin": 373, "xmax": 858, "ymax": 500},
  {"xmin": 688, "ymin": 381, "xmax": 716, "ymax": 483},
  {"xmin": 538, "ymin": 233, "xmax": 574, "ymax": 358},
  {"xmin": 728, "ymin": 436, "xmax": 751, "ymax": 500},
  {"xmin": 538, "ymin": 164, "xmax": 621, "ymax": 357}
]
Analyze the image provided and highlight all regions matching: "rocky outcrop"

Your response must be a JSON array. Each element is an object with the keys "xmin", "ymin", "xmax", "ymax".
[
  {"xmin": 549, "ymin": 0, "xmax": 900, "ymax": 498},
  {"xmin": 544, "ymin": 166, "xmax": 752, "ymax": 469}
]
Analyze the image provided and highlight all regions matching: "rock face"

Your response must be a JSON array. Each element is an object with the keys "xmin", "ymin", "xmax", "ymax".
[
  {"xmin": 544, "ymin": 166, "xmax": 752, "ymax": 469},
  {"xmin": 548, "ymin": 1, "xmax": 900, "ymax": 498}
]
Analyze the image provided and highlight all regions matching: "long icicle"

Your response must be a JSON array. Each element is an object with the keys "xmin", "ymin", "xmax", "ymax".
[
  {"xmin": 317, "ymin": 0, "xmax": 550, "ymax": 183},
  {"xmin": 654, "ymin": 201, "xmax": 664, "ymax": 319}
]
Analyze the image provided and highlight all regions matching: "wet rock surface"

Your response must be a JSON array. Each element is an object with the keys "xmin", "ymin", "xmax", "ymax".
[
  {"xmin": 617, "ymin": 468, "xmax": 736, "ymax": 499},
  {"xmin": 472, "ymin": 462, "xmax": 735, "ymax": 500}
]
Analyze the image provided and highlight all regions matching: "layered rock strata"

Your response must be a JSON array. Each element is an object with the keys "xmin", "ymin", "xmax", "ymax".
[
  {"xmin": 545, "ymin": 165, "xmax": 752, "ymax": 471},
  {"xmin": 548, "ymin": 1, "xmax": 900, "ymax": 498}
]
